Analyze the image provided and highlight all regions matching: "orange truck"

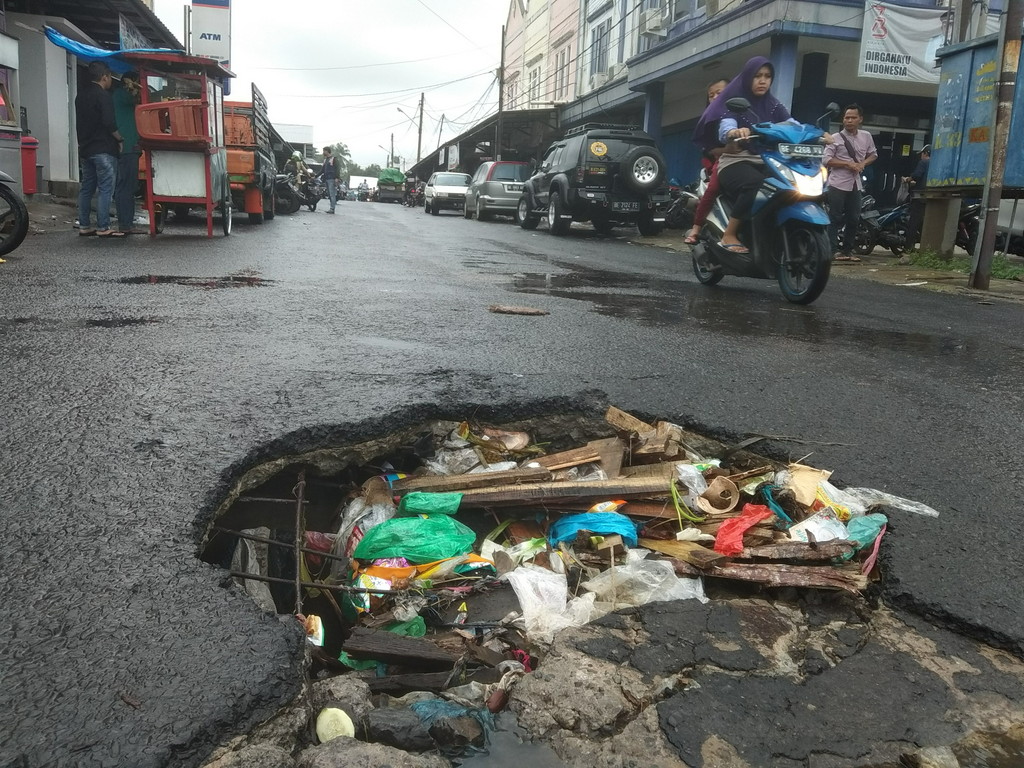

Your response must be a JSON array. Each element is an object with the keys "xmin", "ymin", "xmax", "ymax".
[{"xmin": 224, "ymin": 84, "xmax": 276, "ymax": 224}]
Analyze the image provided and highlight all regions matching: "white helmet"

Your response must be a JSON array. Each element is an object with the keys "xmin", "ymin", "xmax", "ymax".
[{"xmin": 291, "ymin": 151, "xmax": 301, "ymax": 161}]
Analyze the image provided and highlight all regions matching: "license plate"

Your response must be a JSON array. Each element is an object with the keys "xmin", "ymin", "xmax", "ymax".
[
  {"xmin": 779, "ymin": 143, "xmax": 824, "ymax": 158},
  {"xmin": 612, "ymin": 201, "xmax": 639, "ymax": 211},
  {"xmin": 587, "ymin": 165, "xmax": 608, "ymax": 175},
  {"xmin": 504, "ymin": 183, "xmax": 523, "ymax": 192}
]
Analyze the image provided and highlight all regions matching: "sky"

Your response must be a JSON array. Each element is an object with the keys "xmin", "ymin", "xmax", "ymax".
[{"xmin": 152, "ymin": 0, "xmax": 508, "ymax": 168}]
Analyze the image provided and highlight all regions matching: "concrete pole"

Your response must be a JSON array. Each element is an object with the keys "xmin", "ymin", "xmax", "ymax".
[
  {"xmin": 496, "ymin": 25, "xmax": 506, "ymax": 161},
  {"xmin": 970, "ymin": 0, "xmax": 1023, "ymax": 290}
]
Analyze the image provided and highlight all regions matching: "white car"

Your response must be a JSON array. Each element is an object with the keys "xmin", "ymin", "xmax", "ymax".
[{"xmin": 424, "ymin": 172, "xmax": 471, "ymax": 216}]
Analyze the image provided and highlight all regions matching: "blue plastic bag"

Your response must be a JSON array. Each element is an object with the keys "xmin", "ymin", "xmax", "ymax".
[{"xmin": 548, "ymin": 512, "xmax": 638, "ymax": 548}]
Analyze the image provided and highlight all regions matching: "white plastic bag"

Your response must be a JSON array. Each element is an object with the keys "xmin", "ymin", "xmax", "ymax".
[
  {"xmin": 674, "ymin": 463, "xmax": 709, "ymax": 509},
  {"xmin": 582, "ymin": 549, "xmax": 707, "ymax": 607},
  {"xmin": 506, "ymin": 564, "xmax": 595, "ymax": 644}
]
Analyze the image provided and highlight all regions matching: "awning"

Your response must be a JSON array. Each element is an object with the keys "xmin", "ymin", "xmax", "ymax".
[{"xmin": 44, "ymin": 25, "xmax": 182, "ymax": 74}]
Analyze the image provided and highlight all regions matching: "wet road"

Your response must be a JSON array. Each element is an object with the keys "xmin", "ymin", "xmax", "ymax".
[{"xmin": 1, "ymin": 200, "xmax": 1022, "ymax": 766}]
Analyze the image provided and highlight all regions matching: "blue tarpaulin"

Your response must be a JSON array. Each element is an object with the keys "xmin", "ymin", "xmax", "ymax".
[{"xmin": 43, "ymin": 26, "xmax": 183, "ymax": 74}]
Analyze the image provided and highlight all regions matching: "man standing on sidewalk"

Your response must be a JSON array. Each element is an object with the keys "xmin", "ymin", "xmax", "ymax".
[
  {"xmin": 823, "ymin": 104, "xmax": 876, "ymax": 262},
  {"xmin": 76, "ymin": 61, "xmax": 123, "ymax": 238},
  {"xmin": 113, "ymin": 71, "xmax": 142, "ymax": 234},
  {"xmin": 322, "ymin": 146, "xmax": 339, "ymax": 214}
]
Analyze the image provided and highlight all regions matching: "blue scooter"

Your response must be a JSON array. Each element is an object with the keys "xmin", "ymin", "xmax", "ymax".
[{"xmin": 692, "ymin": 99, "xmax": 838, "ymax": 304}]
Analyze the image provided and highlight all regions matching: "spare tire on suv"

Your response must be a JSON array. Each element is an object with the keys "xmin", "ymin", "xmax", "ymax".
[{"xmin": 620, "ymin": 146, "xmax": 666, "ymax": 193}]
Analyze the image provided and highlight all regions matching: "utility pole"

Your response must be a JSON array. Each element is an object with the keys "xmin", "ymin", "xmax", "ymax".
[
  {"xmin": 437, "ymin": 114, "xmax": 445, "ymax": 153},
  {"xmin": 390, "ymin": 133, "xmax": 394, "ymax": 168},
  {"xmin": 416, "ymin": 92, "xmax": 424, "ymax": 165},
  {"xmin": 496, "ymin": 25, "xmax": 506, "ymax": 161},
  {"xmin": 956, "ymin": 0, "xmax": 971, "ymax": 44},
  {"xmin": 970, "ymin": 0, "xmax": 1023, "ymax": 290}
]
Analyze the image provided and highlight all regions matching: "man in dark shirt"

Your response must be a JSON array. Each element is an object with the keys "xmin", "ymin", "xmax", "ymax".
[
  {"xmin": 76, "ymin": 61, "xmax": 123, "ymax": 237},
  {"xmin": 904, "ymin": 144, "xmax": 930, "ymax": 250},
  {"xmin": 322, "ymin": 146, "xmax": 339, "ymax": 214}
]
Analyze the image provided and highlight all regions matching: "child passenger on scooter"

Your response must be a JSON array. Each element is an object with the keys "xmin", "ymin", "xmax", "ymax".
[
  {"xmin": 692, "ymin": 56, "xmax": 831, "ymax": 254},
  {"xmin": 684, "ymin": 79, "xmax": 728, "ymax": 246}
]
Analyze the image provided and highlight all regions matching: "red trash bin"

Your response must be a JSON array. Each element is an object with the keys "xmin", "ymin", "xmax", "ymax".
[{"xmin": 20, "ymin": 136, "xmax": 39, "ymax": 195}]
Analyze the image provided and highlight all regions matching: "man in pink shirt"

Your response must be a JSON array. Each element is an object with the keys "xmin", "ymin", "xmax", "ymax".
[{"xmin": 823, "ymin": 104, "xmax": 877, "ymax": 262}]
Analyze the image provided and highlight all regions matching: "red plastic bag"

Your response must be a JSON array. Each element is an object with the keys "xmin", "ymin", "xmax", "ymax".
[{"xmin": 713, "ymin": 503, "xmax": 774, "ymax": 556}]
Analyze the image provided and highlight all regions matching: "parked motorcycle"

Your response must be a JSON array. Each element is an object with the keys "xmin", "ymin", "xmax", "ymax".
[
  {"xmin": 0, "ymin": 171, "xmax": 29, "ymax": 257},
  {"xmin": 274, "ymin": 173, "xmax": 302, "ymax": 215},
  {"xmin": 691, "ymin": 99, "xmax": 838, "ymax": 305},
  {"xmin": 851, "ymin": 195, "xmax": 908, "ymax": 256},
  {"xmin": 665, "ymin": 178, "xmax": 699, "ymax": 230}
]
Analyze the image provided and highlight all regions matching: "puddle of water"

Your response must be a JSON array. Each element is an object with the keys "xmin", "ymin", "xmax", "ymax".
[
  {"xmin": 1, "ymin": 317, "xmax": 161, "ymax": 330},
  {"xmin": 454, "ymin": 712, "xmax": 566, "ymax": 767},
  {"xmin": 119, "ymin": 273, "xmax": 273, "ymax": 289},
  {"xmin": 85, "ymin": 317, "xmax": 161, "ymax": 328}
]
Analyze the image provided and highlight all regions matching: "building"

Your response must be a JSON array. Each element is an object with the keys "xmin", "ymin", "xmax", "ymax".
[
  {"xmin": 0, "ymin": 0, "xmax": 180, "ymax": 195},
  {"xmin": 494, "ymin": 0, "xmax": 1005, "ymax": 207}
]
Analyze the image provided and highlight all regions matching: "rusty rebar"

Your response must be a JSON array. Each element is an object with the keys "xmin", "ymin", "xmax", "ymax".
[
  {"xmin": 294, "ymin": 471, "xmax": 307, "ymax": 615},
  {"xmin": 212, "ymin": 525, "xmax": 349, "ymax": 564}
]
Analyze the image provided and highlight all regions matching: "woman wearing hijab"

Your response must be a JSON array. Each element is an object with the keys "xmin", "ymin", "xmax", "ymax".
[{"xmin": 692, "ymin": 56, "xmax": 811, "ymax": 253}]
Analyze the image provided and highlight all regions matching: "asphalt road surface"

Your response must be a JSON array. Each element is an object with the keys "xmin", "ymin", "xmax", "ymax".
[{"xmin": 2, "ymin": 199, "xmax": 1022, "ymax": 766}]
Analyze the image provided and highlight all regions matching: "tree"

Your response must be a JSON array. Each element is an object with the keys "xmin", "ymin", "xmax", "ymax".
[{"xmin": 330, "ymin": 142, "xmax": 352, "ymax": 175}]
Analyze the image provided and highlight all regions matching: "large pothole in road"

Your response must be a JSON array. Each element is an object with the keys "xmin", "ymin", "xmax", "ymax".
[{"xmin": 198, "ymin": 406, "xmax": 1022, "ymax": 768}]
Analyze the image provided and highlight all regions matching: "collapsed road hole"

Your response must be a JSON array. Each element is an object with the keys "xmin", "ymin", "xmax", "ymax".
[
  {"xmin": 198, "ymin": 407, "xmax": 896, "ymax": 758},
  {"xmin": 119, "ymin": 273, "xmax": 273, "ymax": 289}
]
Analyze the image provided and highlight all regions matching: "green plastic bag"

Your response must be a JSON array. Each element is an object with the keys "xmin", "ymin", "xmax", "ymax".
[
  {"xmin": 839, "ymin": 513, "xmax": 888, "ymax": 561},
  {"xmin": 398, "ymin": 491, "xmax": 463, "ymax": 516},
  {"xmin": 352, "ymin": 515, "xmax": 477, "ymax": 563}
]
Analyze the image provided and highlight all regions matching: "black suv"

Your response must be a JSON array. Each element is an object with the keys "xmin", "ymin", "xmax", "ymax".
[{"xmin": 517, "ymin": 124, "xmax": 669, "ymax": 236}]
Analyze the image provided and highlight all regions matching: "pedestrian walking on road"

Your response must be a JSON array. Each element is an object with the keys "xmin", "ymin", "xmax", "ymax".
[
  {"xmin": 76, "ymin": 61, "xmax": 124, "ymax": 238},
  {"xmin": 322, "ymin": 146, "xmax": 339, "ymax": 214},
  {"xmin": 113, "ymin": 71, "xmax": 143, "ymax": 234},
  {"xmin": 823, "ymin": 104, "xmax": 877, "ymax": 262}
]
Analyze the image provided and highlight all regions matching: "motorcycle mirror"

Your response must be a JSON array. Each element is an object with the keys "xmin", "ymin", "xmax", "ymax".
[
  {"xmin": 725, "ymin": 97, "xmax": 751, "ymax": 113},
  {"xmin": 827, "ymin": 102, "xmax": 841, "ymax": 115}
]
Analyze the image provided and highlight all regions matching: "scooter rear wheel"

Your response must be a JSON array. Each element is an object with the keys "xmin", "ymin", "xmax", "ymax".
[
  {"xmin": 691, "ymin": 243, "xmax": 724, "ymax": 286},
  {"xmin": 778, "ymin": 223, "xmax": 830, "ymax": 305},
  {"xmin": 0, "ymin": 183, "xmax": 28, "ymax": 256}
]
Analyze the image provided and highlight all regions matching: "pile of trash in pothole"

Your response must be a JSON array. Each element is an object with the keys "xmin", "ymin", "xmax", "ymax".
[{"xmin": 203, "ymin": 406, "xmax": 937, "ymax": 763}]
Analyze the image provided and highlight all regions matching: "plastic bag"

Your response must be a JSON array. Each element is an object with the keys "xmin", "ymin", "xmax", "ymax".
[
  {"xmin": 835, "ymin": 487, "xmax": 939, "ymax": 518},
  {"xmin": 352, "ymin": 515, "xmax": 476, "ymax": 563},
  {"xmin": 841, "ymin": 513, "xmax": 888, "ymax": 559},
  {"xmin": 548, "ymin": 512, "xmax": 638, "ymax": 548},
  {"xmin": 230, "ymin": 527, "xmax": 277, "ymax": 613},
  {"xmin": 788, "ymin": 507, "xmax": 848, "ymax": 543},
  {"xmin": 411, "ymin": 698, "xmax": 494, "ymax": 733},
  {"xmin": 398, "ymin": 491, "xmax": 463, "ymax": 516},
  {"xmin": 336, "ymin": 496, "xmax": 396, "ymax": 557},
  {"xmin": 423, "ymin": 447, "xmax": 480, "ymax": 475},
  {"xmin": 582, "ymin": 549, "xmax": 707, "ymax": 606},
  {"xmin": 506, "ymin": 564, "xmax": 596, "ymax": 644},
  {"xmin": 714, "ymin": 503, "xmax": 775, "ymax": 555},
  {"xmin": 675, "ymin": 463, "xmax": 709, "ymax": 508}
]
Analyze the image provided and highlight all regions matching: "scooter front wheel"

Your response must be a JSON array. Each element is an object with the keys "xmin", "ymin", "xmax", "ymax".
[{"xmin": 778, "ymin": 223, "xmax": 831, "ymax": 305}]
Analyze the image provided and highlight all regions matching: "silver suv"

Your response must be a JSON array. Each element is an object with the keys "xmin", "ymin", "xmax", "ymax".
[
  {"xmin": 464, "ymin": 161, "xmax": 530, "ymax": 221},
  {"xmin": 424, "ymin": 172, "xmax": 472, "ymax": 216}
]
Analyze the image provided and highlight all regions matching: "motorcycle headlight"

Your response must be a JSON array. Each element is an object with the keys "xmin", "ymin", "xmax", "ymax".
[{"xmin": 793, "ymin": 168, "xmax": 824, "ymax": 197}]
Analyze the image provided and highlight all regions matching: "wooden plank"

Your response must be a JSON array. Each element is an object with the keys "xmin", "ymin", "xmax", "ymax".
[
  {"xmin": 621, "ymin": 462, "xmax": 679, "ymax": 480},
  {"xmin": 590, "ymin": 437, "xmax": 625, "ymax": 479},
  {"xmin": 392, "ymin": 466, "xmax": 552, "ymax": 493},
  {"xmin": 342, "ymin": 627, "xmax": 457, "ymax": 670},
  {"xmin": 634, "ymin": 421, "xmax": 681, "ymax": 457},
  {"xmin": 365, "ymin": 672, "xmax": 452, "ymax": 695},
  {"xmin": 736, "ymin": 540, "xmax": 857, "ymax": 562},
  {"xmin": 706, "ymin": 562, "xmax": 868, "ymax": 593},
  {"xmin": 605, "ymin": 405, "xmax": 654, "ymax": 435},
  {"xmin": 639, "ymin": 537, "xmax": 726, "ymax": 570},
  {"xmin": 533, "ymin": 445, "xmax": 601, "ymax": 471},
  {"xmin": 620, "ymin": 501, "xmax": 677, "ymax": 520},
  {"xmin": 457, "ymin": 476, "xmax": 672, "ymax": 506},
  {"xmin": 506, "ymin": 519, "xmax": 546, "ymax": 543}
]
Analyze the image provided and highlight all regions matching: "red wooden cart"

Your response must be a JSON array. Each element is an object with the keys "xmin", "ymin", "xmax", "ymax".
[{"xmin": 123, "ymin": 52, "xmax": 235, "ymax": 237}]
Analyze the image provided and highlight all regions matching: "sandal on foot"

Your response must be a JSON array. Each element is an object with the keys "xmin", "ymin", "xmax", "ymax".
[
  {"xmin": 683, "ymin": 233, "xmax": 699, "ymax": 245},
  {"xmin": 79, "ymin": 229, "xmax": 97, "ymax": 237},
  {"xmin": 718, "ymin": 241, "xmax": 749, "ymax": 254},
  {"xmin": 97, "ymin": 230, "xmax": 126, "ymax": 238}
]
